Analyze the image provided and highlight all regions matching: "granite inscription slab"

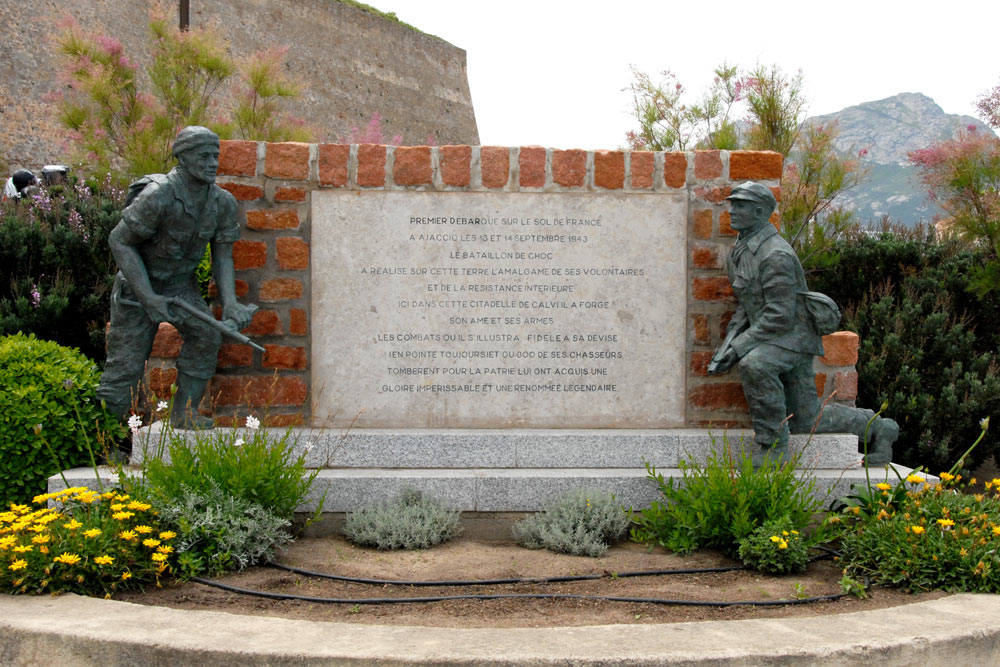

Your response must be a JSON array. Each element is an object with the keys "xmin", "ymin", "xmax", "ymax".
[{"xmin": 311, "ymin": 191, "xmax": 687, "ymax": 428}]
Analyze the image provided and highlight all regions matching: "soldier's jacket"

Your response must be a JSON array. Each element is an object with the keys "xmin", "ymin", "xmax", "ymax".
[
  {"xmin": 122, "ymin": 168, "xmax": 239, "ymax": 286},
  {"xmin": 725, "ymin": 222, "xmax": 824, "ymax": 358}
]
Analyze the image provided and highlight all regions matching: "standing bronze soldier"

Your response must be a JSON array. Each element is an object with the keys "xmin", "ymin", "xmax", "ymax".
[
  {"xmin": 97, "ymin": 126, "xmax": 255, "ymax": 428},
  {"xmin": 708, "ymin": 181, "xmax": 898, "ymax": 465}
]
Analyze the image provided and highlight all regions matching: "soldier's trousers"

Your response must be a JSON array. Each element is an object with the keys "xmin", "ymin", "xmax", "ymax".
[
  {"xmin": 96, "ymin": 274, "xmax": 222, "ymax": 417},
  {"xmin": 738, "ymin": 343, "xmax": 877, "ymax": 448}
]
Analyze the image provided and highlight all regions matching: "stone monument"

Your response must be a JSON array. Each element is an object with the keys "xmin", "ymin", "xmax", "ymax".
[
  {"xmin": 708, "ymin": 181, "xmax": 899, "ymax": 465},
  {"xmin": 96, "ymin": 126, "xmax": 257, "ymax": 429}
]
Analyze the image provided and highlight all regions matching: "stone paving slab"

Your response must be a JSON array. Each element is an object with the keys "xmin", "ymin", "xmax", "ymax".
[{"xmin": 2, "ymin": 592, "xmax": 1000, "ymax": 666}]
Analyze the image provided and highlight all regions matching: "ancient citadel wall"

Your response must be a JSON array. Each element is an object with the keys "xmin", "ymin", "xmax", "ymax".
[
  {"xmin": 141, "ymin": 142, "xmax": 859, "ymax": 427},
  {"xmin": 0, "ymin": 0, "xmax": 478, "ymax": 169}
]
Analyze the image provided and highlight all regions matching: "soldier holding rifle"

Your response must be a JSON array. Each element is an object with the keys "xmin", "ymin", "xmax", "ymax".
[
  {"xmin": 708, "ymin": 182, "xmax": 899, "ymax": 466},
  {"xmin": 97, "ymin": 126, "xmax": 259, "ymax": 429}
]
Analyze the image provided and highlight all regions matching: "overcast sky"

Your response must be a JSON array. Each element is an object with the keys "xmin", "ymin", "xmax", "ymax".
[{"xmin": 374, "ymin": 0, "xmax": 1000, "ymax": 150}]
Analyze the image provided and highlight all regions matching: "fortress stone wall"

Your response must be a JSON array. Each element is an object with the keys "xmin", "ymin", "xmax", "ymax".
[{"xmin": 0, "ymin": 0, "xmax": 479, "ymax": 170}]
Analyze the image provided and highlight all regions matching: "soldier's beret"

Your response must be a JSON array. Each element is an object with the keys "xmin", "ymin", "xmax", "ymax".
[
  {"xmin": 172, "ymin": 126, "xmax": 220, "ymax": 157},
  {"xmin": 726, "ymin": 182, "xmax": 777, "ymax": 211}
]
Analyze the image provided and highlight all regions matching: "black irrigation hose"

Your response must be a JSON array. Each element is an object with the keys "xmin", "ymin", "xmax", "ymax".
[
  {"xmin": 191, "ymin": 576, "xmax": 848, "ymax": 607},
  {"xmin": 266, "ymin": 561, "xmax": 745, "ymax": 587}
]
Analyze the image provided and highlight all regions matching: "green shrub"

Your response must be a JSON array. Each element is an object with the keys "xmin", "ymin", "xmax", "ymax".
[
  {"xmin": 630, "ymin": 436, "xmax": 823, "ymax": 557},
  {"xmin": 834, "ymin": 472, "xmax": 1000, "ymax": 592},
  {"xmin": 2, "ymin": 486, "xmax": 173, "ymax": 596},
  {"xmin": 0, "ymin": 333, "xmax": 122, "ymax": 505},
  {"xmin": 155, "ymin": 483, "xmax": 292, "ymax": 579},
  {"xmin": 0, "ymin": 177, "xmax": 122, "ymax": 363},
  {"xmin": 809, "ymin": 232, "xmax": 1000, "ymax": 472},
  {"xmin": 513, "ymin": 488, "xmax": 630, "ymax": 557},
  {"xmin": 343, "ymin": 488, "xmax": 461, "ymax": 550},
  {"xmin": 737, "ymin": 517, "xmax": 810, "ymax": 574},
  {"xmin": 140, "ymin": 422, "xmax": 316, "ymax": 520}
]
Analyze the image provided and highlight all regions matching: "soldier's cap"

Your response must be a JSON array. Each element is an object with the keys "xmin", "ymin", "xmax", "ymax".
[
  {"xmin": 726, "ymin": 182, "xmax": 777, "ymax": 211},
  {"xmin": 172, "ymin": 126, "xmax": 220, "ymax": 157}
]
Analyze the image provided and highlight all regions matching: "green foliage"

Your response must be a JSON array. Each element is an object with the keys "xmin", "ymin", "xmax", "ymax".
[
  {"xmin": 809, "ymin": 233, "xmax": 1000, "ymax": 472},
  {"xmin": 1, "ymin": 487, "xmax": 173, "ymax": 596},
  {"xmin": 343, "ymin": 488, "xmax": 462, "ymax": 550},
  {"xmin": 52, "ymin": 12, "xmax": 315, "ymax": 178},
  {"xmin": 630, "ymin": 437, "xmax": 823, "ymax": 558},
  {"xmin": 0, "ymin": 177, "xmax": 122, "ymax": 361},
  {"xmin": 742, "ymin": 64, "xmax": 806, "ymax": 156},
  {"xmin": 737, "ymin": 517, "xmax": 810, "ymax": 574},
  {"xmin": 0, "ymin": 334, "xmax": 122, "ymax": 505},
  {"xmin": 835, "ymin": 473, "xmax": 1000, "ymax": 592},
  {"xmin": 140, "ymin": 424, "xmax": 316, "ymax": 521},
  {"xmin": 513, "ymin": 488, "xmax": 631, "ymax": 557},
  {"xmin": 155, "ymin": 483, "xmax": 292, "ymax": 579}
]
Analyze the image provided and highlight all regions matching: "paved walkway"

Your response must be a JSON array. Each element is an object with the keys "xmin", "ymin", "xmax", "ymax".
[{"xmin": 2, "ymin": 592, "xmax": 1000, "ymax": 665}]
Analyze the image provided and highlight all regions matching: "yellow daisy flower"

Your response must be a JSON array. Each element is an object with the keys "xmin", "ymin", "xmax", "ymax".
[
  {"xmin": 9, "ymin": 559, "xmax": 27, "ymax": 571},
  {"xmin": 83, "ymin": 529, "xmax": 102, "ymax": 539},
  {"xmin": 112, "ymin": 511, "xmax": 134, "ymax": 521},
  {"xmin": 94, "ymin": 555, "xmax": 114, "ymax": 566},
  {"xmin": 119, "ymin": 530, "xmax": 137, "ymax": 541},
  {"xmin": 159, "ymin": 531, "xmax": 177, "ymax": 540},
  {"xmin": 53, "ymin": 552, "xmax": 82, "ymax": 565},
  {"xmin": 142, "ymin": 538, "xmax": 161, "ymax": 548},
  {"xmin": 134, "ymin": 525, "xmax": 153, "ymax": 535}
]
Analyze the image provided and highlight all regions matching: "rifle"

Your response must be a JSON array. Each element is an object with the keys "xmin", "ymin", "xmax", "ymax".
[
  {"xmin": 117, "ymin": 294, "xmax": 265, "ymax": 353},
  {"xmin": 707, "ymin": 321, "xmax": 744, "ymax": 375}
]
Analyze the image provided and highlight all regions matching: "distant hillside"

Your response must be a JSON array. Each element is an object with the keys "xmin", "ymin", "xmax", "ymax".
[{"xmin": 806, "ymin": 93, "xmax": 994, "ymax": 226}]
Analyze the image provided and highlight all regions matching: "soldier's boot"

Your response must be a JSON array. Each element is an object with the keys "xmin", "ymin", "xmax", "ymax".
[
  {"xmin": 99, "ymin": 398, "xmax": 135, "ymax": 463},
  {"xmin": 864, "ymin": 417, "xmax": 899, "ymax": 466},
  {"xmin": 751, "ymin": 428, "xmax": 790, "ymax": 469},
  {"xmin": 170, "ymin": 373, "xmax": 214, "ymax": 430}
]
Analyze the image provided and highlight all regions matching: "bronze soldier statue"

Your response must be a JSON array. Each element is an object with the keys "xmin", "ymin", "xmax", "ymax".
[
  {"xmin": 97, "ymin": 126, "xmax": 255, "ymax": 429},
  {"xmin": 708, "ymin": 181, "xmax": 899, "ymax": 466}
]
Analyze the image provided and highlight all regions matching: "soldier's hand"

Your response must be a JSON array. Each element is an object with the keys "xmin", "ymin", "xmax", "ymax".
[
  {"xmin": 142, "ymin": 293, "xmax": 175, "ymax": 324},
  {"xmin": 708, "ymin": 347, "xmax": 739, "ymax": 375},
  {"xmin": 222, "ymin": 302, "xmax": 255, "ymax": 331}
]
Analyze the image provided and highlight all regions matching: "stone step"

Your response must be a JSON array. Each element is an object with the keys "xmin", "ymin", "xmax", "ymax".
[
  {"xmin": 50, "ymin": 462, "xmax": 915, "ymax": 513},
  {"xmin": 132, "ymin": 424, "xmax": 864, "ymax": 470}
]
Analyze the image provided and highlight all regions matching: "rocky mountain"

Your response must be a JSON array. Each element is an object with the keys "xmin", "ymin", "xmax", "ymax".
[{"xmin": 806, "ymin": 92, "xmax": 994, "ymax": 225}]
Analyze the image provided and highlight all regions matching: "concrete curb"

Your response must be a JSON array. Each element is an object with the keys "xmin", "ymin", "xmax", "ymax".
[{"xmin": 2, "ymin": 592, "xmax": 1000, "ymax": 665}]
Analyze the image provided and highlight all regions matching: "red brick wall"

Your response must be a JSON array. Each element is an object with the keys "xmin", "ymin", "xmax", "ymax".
[{"xmin": 145, "ymin": 143, "xmax": 858, "ymax": 427}]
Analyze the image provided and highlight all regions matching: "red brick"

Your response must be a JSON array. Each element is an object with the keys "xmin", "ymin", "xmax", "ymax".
[
  {"xmin": 264, "ymin": 142, "xmax": 310, "ymax": 180},
  {"xmin": 218, "ymin": 182, "xmax": 263, "ymax": 201},
  {"xmin": 259, "ymin": 278, "xmax": 303, "ymax": 302},
  {"xmin": 630, "ymin": 151, "xmax": 654, "ymax": 188},
  {"xmin": 692, "ymin": 276, "xmax": 734, "ymax": 301},
  {"xmin": 771, "ymin": 186, "xmax": 782, "ymax": 202},
  {"xmin": 276, "ymin": 237, "xmax": 309, "ymax": 270},
  {"xmin": 663, "ymin": 152, "xmax": 687, "ymax": 188},
  {"xmin": 832, "ymin": 371, "xmax": 859, "ymax": 401},
  {"xmin": 357, "ymin": 144, "xmax": 387, "ymax": 187},
  {"xmin": 440, "ymin": 145, "xmax": 471, "ymax": 186},
  {"xmin": 769, "ymin": 211, "xmax": 781, "ymax": 230},
  {"xmin": 393, "ymin": 146, "xmax": 432, "ymax": 185},
  {"xmin": 481, "ymin": 146, "xmax": 509, "ymax": 188},
  {"xmin": 217, "ymin": 344, "xmax": 254, "ymax": 368},
  {"xmin": 552, "ymin": 149, "xmax": 586, "ymax": 187},
  {"xmin": 519, "ymin": 146, "xmax": 546, "ymax": 188},
  {"xmin": 219, "ymin": 140, "xmax": 257, "ymax": 177},
  {"xmin": 148, "ymin": 367, "xmax": 178, "ymax": 399},
  {"xmin": 150, "ymin": 323, "xmax": 181, "ymax": 358},
  {"xmin": 242, "ymin": 309, "xmax": 283, "ymax": 337},
  {"xmin": 693, "ymin": 209, "xmax": 713, "ymax": 239},
  {"xmin": 814, "ymin": 372, "xmax": 828, "ymax": 397},
  {"xmin": 691, "ymin": 313, "xmax": 710, "ymax": 345},
  {"xmin": 691, "ymin": 350, "xmax": 713, "ymax": 376},
  {"xmin": 729, "ymin": 151, "xmax": 784, "ymax": 180},
  {"xmin": 263, "ymin": 344, "xmax": 307, "ymax": 370},
  {"xmin": 289, "ymin": 309, "xmax": 308, "ymax": 336},
  {"xmin": 210, "ymin": 280, "xmax": 251, "ymax": 298},
  {"xmin": 692, "ymin": 244, "xmax": 720, "ymax": 269},
  {"xmin": 694, "ymin": 151, "xmax": 723, "ymax": 179},
  {"xmin": 696, "ymin": 185, "xmax": 731, "ymax": 204},
  {"xmin": 274, "ymin": 186, "xmax": 307, "ymax": 203},
  {"xmin": 689, "ymin": 382, "xmax": 748, "ymax": 410},
  {"xmin": 719, "ymin": 211, "xmax": 736, "ymax": 236},
  {"xmin": 232, "ymin": 239, "xmax": 267, "ymax": 270},
  {"xmin": 264, "ymin": 413, "xmax": 304, "ymax": 427},
  {"xmin": 318, "ymin": 144, "xmax": 349, "ymax": 186},
  {"xmin": 211, "ymin": 375, "xmax": 308, "ymax": 407},
  {"xmin": 245, "ymin": 208, "xmax": 300, "ymax": 231},
  {"xmin": 594, "ymin": 150, "xmax": 624, "ymax": 189},
  {"xmin": 820, "ymin": 331, "xmax": 859, "ymax": 366}
]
